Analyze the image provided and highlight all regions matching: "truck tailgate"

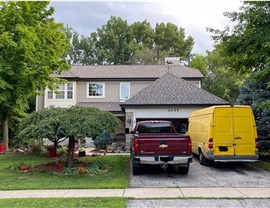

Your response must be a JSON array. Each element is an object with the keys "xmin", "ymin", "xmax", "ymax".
[{"xmin": 137, "ymin": 134, "xmax": 190, "ymax": 155}]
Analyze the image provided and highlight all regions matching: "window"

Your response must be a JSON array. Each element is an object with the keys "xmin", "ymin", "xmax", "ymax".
[
  {"xmin": 67, "ymin": 83, "xmax": 73, "ymax": 99},
  {"xmin": 87, "ymin": 83, "xmax": 105, "ymax": 98},
  {"xmin": 56, "ymin": 83, "xmax": 65, "ymax": 99},
  {"xmin": 46, "ymin": 82, "xmax": 74, "ymax": 99},
  {"xmin": 47, "ymin": 90, "xmax": 53, "ymax": 99},
  {"xmin": 120, "ymin": 82, "xmax": 130, "ymax": 100}
]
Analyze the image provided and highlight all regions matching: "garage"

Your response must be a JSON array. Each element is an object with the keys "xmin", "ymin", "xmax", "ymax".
[{"xmin": 120, "ymin": 73, "xmax": 228, "ymax": 146}]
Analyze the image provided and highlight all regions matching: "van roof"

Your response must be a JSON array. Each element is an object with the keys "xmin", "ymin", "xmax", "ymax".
[{"xmin": 189, "ymin": 105, "xmax": 252, "ymax": 117}]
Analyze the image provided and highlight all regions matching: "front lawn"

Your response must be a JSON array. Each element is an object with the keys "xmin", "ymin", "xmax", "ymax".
[
  {"xmin": 0, "ymin": 154, "xmax": 129, "ymax": 190},
  {"xmin": 250, "ymin": 161, "xmax": 270, "ymax": 172},
  {"xmin": 0, "ymin": 197, "xmax": 127, "ymax": 208}
]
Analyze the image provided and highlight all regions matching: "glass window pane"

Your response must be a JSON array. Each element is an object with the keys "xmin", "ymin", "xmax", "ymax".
[
  {"xmin": 120, "ymin": 83, "xmax": 130, "ymax": 99},
  {"xmin": 67, "ymin": 83, "xmax": 73, "ymax": 90},
  {"xmin": 47, "ymin": 91, "xmax": 53, "ymax": 99},
  {"xmin": 88, "ymin": 83, "xmax": 104, "ymax": 97},
  {"xmin": 56, "ymin": 91, "xmax": 65, "ymax": 99},
  {"xmin": 58, "ymin": 83, "xmax": 65, "ymax": 91},
  {"xmin": 67, "ymin": 91, "xmax": 73, "ymax": 99}
]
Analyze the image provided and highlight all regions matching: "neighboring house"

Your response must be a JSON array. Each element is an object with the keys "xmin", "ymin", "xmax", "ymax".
[{"xmin": 36, "ymin": 58, "xmax": 228, "ymax": 143}]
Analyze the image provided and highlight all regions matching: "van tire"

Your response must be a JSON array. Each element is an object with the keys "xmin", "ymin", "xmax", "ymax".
[
  {"xmin": 132, "ymin": 157, "xmax": 141, "ymax": 175},
  {"xmin": 199, "ymin": 151, "xmax": 210, "ymax": 166}
]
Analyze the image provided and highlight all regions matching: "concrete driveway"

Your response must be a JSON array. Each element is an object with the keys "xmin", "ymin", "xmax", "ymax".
[{"xmin": 130, "ymin": 157, "xmax": 270, "ymax": 188}]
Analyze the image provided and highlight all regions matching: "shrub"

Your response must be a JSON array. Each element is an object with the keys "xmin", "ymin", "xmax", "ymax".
[
  {"xmin": 259, "ymin": 140, "xmax": 270, "ymax": 153},
  {"xmin": 57, "ymin": 147, "xmax": 67, "ymax": 156},
  {"xmin": 31, "ymin": 145, "xmax": 43, "ymax": 155},
  {"xmin": 94, "ymin": 132, "xmax": 112, "ymax": 149}
]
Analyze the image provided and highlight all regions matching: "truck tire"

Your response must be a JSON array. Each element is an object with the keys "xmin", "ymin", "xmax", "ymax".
[
  {"xmin": 132, "ymin": 157, "xmax": 141, "ymax": 175},
  {"xmin": 199, "ymin": 151, "xmax": 210, "ymax": 166},
  {"xmin": 176, "ymin": 164, "xmax": 189, "ymax": 175}
]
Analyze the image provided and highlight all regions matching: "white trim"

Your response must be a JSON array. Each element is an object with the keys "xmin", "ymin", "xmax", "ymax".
[
  {"xmin": 119, "ymin": 82, "xmax": 130, "ymax": 100},
  {"xmin": 86, "ymin": 82, "xmax": 105, "ymax": 98}
]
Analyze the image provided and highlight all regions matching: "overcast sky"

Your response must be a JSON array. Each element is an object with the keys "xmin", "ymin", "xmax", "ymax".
[{"xmin": 50, "ymin": 0, "xmax": 243, "ymax": 54}]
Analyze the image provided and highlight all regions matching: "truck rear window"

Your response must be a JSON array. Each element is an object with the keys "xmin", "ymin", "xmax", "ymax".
[{"xmin": 137, "ymin": 123, "xmax": 173, "ymax": 133}]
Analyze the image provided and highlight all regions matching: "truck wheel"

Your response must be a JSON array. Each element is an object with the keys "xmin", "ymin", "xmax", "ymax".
[
  {"xmin": 132, "ymin": 158, "xmax": 141, "ymax": 175},
  {"xmin": 177, "ymin": 164, "xmax": 189, "ymax": 175},
  {"xmin": 199, "ymin": 151, "xmax": 210, "ymax": 166}
]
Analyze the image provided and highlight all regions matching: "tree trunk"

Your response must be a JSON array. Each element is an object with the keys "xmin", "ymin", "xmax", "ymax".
[
  {"xmin": 66, "ymin": 136, "xmax": 75, "ymax": 168},
  {"xmin": 3, "ymin": 116, "xmax": 9, "ymax": 152},
  {"xmin": 54, "ymin": 141, "xmax": 58, "ymax": 157}
]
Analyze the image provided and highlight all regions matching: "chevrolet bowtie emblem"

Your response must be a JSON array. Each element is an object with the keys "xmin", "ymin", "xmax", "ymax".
[{"xmin": 159, "ymin": 144, "xmax": 168, "ymax": 148}]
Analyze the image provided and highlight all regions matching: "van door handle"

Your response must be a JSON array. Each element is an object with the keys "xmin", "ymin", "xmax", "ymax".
[{"xmin": 234, "ymin": 137, "xmax": 242, "ymax": 140}]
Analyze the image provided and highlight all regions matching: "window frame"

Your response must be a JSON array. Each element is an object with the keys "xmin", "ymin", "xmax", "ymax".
[
  {"xmin": 86, "ymin": 82, "xmax": 105, "ymax": 98},
  {"xmin": 46, "ymin": 82, "xmax": 74, "ymax": 100}
]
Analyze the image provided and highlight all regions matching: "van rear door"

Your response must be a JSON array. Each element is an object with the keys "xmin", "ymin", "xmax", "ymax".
[
  {"xmin": 213, "ymin": 108, "xmax": 234, "ymax": 157},
  {"xmin": 233, "ymin": 107, "xmax": 256, "ymax": 156}
]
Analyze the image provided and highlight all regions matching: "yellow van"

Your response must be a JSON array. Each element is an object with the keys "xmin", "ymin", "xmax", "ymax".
[{"xmin": 187, "ymin": 105, "xmax": 259, "ymax": 165}]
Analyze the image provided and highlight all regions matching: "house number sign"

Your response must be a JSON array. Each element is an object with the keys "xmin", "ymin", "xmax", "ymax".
[{"xmin": 168, "ymin": 109, "xmax": 180, "ymax": 112}]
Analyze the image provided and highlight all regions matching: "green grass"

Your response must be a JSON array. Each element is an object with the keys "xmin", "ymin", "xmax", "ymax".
[
  {"xmin": 0, "ymin": 154, "xmax": 129, "ymax": 190},
  {"xmin": 250, "ymin": 160, "xmax": 270, "ymax": 172},
  {"xmin": 0, "ymin": 197, "xmax": 127, "ymax": 208}
]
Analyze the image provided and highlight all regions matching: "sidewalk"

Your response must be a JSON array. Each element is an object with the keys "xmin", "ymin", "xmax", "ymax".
[{"xmin": 1, "ymin": 187, "xmax": 270, "ymax": 199}]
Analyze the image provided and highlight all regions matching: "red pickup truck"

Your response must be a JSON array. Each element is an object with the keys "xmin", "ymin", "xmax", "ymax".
[{"xmin": 130, "ymin": 120, "xmax": 192, "ymax": 175}]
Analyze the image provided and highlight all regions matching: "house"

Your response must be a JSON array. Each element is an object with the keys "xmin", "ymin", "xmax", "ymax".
[{"xmin": 36, "ymin": 58, "xmax": 228, "ymax": 143}]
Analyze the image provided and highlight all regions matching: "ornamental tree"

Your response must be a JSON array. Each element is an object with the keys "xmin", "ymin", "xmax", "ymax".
[
  {"xmin": 18, "ymin": 106, "xmax": 120, "ymax": 168},
  {"xmin": 0, "ymin": 1, "xmax": 70, "ymax": 151}
]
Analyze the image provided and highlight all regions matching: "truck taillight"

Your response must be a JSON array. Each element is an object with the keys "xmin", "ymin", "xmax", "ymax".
[
  {"xmin": 255, "ymin": 138, "xmax": 258, "ymax": 150},
  {"xmin": 134, "ymin": 139, "xmax": 139, "ymax": 154},
  {"xmin": 188, "ymin": 138, "xmax": 192, "ymax": 153},
  {"xmin": 208, "ymin": 138, "xmax": 213, "ymax": 149}
]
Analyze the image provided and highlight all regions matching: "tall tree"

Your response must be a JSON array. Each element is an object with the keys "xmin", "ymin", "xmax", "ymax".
[
  {"xmin": 155, "ymin": 22, "xmax": 194, "ymax": 61},
  {"xmin": 63, "ymin": 25, "xmax": 82, "ymax": 65},
  {"xmin": 91, "ymin": 16, "xmax": 134, "ymax": 64},
  {"xmin": 65, "ymin": 17, "xmax": 194, "ymax": 65},
  {"xmin": 0, "ymin": 2, "xmax": 70, "ymax": 151}
]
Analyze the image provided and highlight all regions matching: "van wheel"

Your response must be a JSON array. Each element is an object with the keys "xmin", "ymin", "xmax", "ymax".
[
  {"xmin": 199, "ymin": 151, "xmax": 210, "ymax": 166},
  {"xmin": 132, "ymin": 157, "xmax": 141, "ymax": 175},
  {"xmin": 176, "ymin": 164, "xmax": 189, "ymax": 175}
]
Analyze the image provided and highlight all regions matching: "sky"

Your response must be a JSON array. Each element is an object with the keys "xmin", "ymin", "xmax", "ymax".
[{"xmin": 50, "ymin": 0, "xmax": 243, "ymax": 54}]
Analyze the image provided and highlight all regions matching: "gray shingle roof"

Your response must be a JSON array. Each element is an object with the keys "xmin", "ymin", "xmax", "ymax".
[
  {"xmin": 77, "ymin": 102, "xmax": 122, "ymax": 112},
  {"xmin": 120, "ymin": 73, "xmax": 228, "ymax": 107},
  {"xmin": 54, "ymin": 65, "xmax": 203, "ymax": 79}
]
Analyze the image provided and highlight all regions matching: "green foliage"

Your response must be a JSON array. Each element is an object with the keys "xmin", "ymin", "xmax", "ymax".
[
  {"xmin": 0, "ymin": 1, "xmax": 71, "ymax": 149},
  {"xmin": 94, "ymin": 132, "xmax": 113, "ymax": 149},
  {"xmin": 18, "ymin": 107, "xmax": 68, "ymax": 152},
  {"xmin": 190, "ymin": 53, "xmax": 208, "ymax": 75},
  {"xmin": 259, "ymin": 140, "xmax": 270, "ymax": 154},
  {"xmin": 192, "ymin": 46, "xmax": 246, "ymax": 103},
  {"xmin": 18, "ymin": 106, "xmax": 120, "ymax": 167},
  {"xmin": 237, "ymin": 70, "xmax": 270, "ymax": 142},
  {"xmin": 64, "ymin": 16, "xmax": 194, "ymax": 65},
  {"xmin": 154, "ymin": 22, "xmax": 194, "ymax": 60}
]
